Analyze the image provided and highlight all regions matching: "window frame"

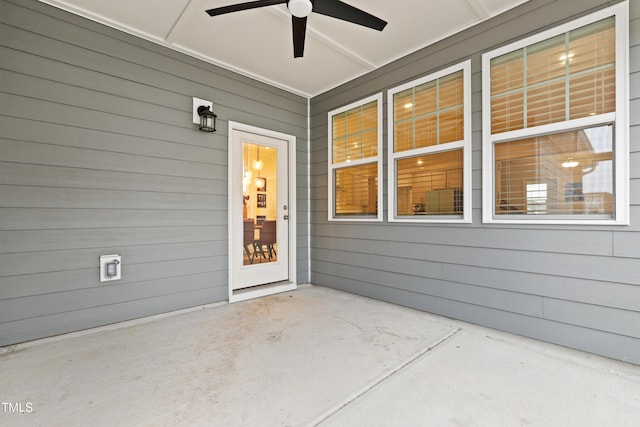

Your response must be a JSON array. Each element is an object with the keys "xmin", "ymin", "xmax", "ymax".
[
  {"xmin": 481, "ymin": 2, "xmax": 629, "ymax": 225},
  {"xmin": 327, "ymin": 93, "xmax": 384, "ymax": 222},
  {"xmin": 387, "ymin": 61, "xmax": 472, "ymax": 223}
]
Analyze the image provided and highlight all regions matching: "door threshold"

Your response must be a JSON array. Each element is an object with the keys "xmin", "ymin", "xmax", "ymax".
[{"xmin": 229, "ymin": 281, "xmax": 297, "ymax": 303}]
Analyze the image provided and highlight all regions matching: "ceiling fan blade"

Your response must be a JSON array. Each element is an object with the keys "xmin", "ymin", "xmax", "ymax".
[
  {"xmin": 206, "ymin": 0, "xmax": 286, "ymax": 17},
  {"xmin": 292, "ymin": 16, "xmax": 307, "ymax": 58},
  {"xmin": 313, "ymin": 0, "xmax": 387, "ymax": 31}
]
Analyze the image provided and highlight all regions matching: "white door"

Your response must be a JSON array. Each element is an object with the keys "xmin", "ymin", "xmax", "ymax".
[{"xmin": 229, "ymin": 124, "xmax": 294, "ymax": 297}]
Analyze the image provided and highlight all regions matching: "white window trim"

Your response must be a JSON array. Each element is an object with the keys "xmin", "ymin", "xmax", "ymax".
[
  {"xmin": 481, "ymin": 2, "xmax": 629, "ymax": 225},
  {"xmin": 327, "ymin": 93, "xmax": 383, "ymax": 222},
  {"xmin": 387, "ymin": 60, "xmax": 472, "ymax": 223}
]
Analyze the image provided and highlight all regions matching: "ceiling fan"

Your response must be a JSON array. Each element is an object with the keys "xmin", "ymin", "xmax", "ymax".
[{"xmin": 206, "ymin": 0, "xmax": 387, "ymax": 58}]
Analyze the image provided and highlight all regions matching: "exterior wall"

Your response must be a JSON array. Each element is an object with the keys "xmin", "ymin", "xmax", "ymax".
[
  {"xmin": 310, "ymin": 0, "xmax": 640, "ymax": 364},
  {"xmin": 0, "ymin": 0, "xmax": 308, "ymax": 345}
]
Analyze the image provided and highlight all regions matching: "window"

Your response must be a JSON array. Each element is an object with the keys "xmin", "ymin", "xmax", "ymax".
[
  {"xmin": 388, "ymin": 61, "xmax": 472, "ymax": 222},
  {"xmin": 482, "ymin": 3, "xmax": 629, "ymax": 224},
  {"xmin": 526, "ymin": 182, "xmax": 549, "ymax": 214},
  {"xmin": 328, "ymin": 93, "xmax": 383, "ymax": 221}
]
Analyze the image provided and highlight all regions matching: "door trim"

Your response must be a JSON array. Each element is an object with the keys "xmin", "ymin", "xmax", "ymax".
[{"xmin": 228, "ymin": 121, "xmax": 297, "ymax": 303}]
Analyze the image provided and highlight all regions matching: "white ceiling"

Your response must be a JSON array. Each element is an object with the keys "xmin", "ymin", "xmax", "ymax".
[{"xmin": 39, "ymin": 0, "xmax": 528, "ymax": 97}]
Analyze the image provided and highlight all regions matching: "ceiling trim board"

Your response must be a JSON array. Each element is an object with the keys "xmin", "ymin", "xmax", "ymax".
[
  {"xmin": 36, "ymin": 0, "xmax": 532, "ymax": 99},
  {"xmin": 466, "ymin": 0, "xmax": 491, "ymax": 19},
  {"xmin": 268, "ymin": 6, "xmax": 377, "ymax": 69},
  {"xmin": 314, "ymin": 21, "xmax": 493, "ymax": 97},
  {"xmin": 304, "ymin": 27, "xmax": 378, "ymax": 69},
  {"xmin": 38, "ymin": 0, "xmax": 167, "ymax": 45},
  {"xmin": 171, "ymin": 43, "xmax": 311, "ymax": 97},
  {"xmin": 38, "ymin": 0, "xmax": 313, "ymax": 97},
  {"xmin": 164, "ymin": 0, "xmax": 196, "ymax": 43}
]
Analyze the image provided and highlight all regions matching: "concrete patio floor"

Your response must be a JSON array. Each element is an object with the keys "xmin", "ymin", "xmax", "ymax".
[{"xmin": 1, "ymin": 285, "xmax": 639, "ymax": 426}]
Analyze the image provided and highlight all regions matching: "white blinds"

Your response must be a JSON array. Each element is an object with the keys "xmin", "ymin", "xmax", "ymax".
[
  {"xmin": 494, "ymin": 125, "xmax": 613, "ymax": 216},
  {"xmin": 490, "ymin": 17, "xmax": 615, "ymax": 134},
  {"xmin": 331, "ymin": 99, "xmax": 379, "ymax": 218},
  {"xmin": 334, "ymin": 163, "xmax": 378, "ymax": 216},
  {"xmin": 394, "ymin": 70, "xmax": 464, "ymax": 152},
  {"xmin": 332, "ymin": 101, "xmax": 378, "ymax": 164},
  {"xmin": 396, "ymin": 149, "xmax": 464, "ymax": 216}
]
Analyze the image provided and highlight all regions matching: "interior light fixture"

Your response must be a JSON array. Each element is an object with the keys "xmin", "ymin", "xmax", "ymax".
[
  {"xmin": 243, "ymin": 168, "xmax": 252, "ymax": 192},
  {"xmin": 559, "ymin": 52, "xmax": 575, "ymax": 64},
  {"xmin": 253, "ymin": 146, "xmax": 263, "ymax": 170},
  {"xmin": 562, "ymin": 157, "xmax": 579, "ymax": 168},
  {"xmin": 404, "ymin": 102, "xmax": 414, "ymax": 109},
  {"xmin": 288, "ymin": 0, "xmax": 312, "ymax": 17}
]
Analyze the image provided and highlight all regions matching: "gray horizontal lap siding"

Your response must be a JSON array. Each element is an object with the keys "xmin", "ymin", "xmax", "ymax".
[
  {"xmin": 310, "ymin": 0, "xmax": 640, "ymax": 364},
  {"xmin": 0, "ymin": 0, "xmax": 308, "ymax": 345}
]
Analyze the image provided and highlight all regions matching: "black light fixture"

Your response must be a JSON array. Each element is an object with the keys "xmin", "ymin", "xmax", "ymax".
[
  {"xmin": 192, "ymin": 97, "xmax": 218, "ymax": 133},
  {"xmin": 197, "ymin": 105, "xmax": 217, "ymax": 132}
]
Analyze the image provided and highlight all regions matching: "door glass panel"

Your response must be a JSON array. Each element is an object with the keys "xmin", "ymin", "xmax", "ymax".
[{"xmin": 242, "ymin": 142, "xmax": 278, "ymax": 266}]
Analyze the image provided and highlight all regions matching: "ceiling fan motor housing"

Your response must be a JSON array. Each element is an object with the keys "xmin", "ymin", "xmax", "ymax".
[{"xmin": 288, "ymin": 0, "xmax": 313, "ymax": 18}]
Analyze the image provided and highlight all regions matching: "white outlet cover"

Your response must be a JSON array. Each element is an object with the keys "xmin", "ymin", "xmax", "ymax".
[{"xmin": 100, "ymin": 254, "xmax": 121, "ymax": 282}]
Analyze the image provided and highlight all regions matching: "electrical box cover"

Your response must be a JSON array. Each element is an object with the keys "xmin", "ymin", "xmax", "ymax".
[{"xmin": 100, "ymin": 254, "xmax": 121, "ymax": 282}]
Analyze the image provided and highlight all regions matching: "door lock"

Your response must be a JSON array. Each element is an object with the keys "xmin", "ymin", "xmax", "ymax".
[{"xmin": 283, "ymin": 215, "xmax": 289, "ymax": 220}]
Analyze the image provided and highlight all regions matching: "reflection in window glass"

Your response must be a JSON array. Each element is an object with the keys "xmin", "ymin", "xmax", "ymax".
[{"xmin": 495, "ymin": 125, "xmax": 613, "ymax": 217}]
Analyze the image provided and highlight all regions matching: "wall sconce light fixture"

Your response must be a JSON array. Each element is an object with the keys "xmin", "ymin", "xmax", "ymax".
[
  {"xmin": 192, "ymin": 97, "xmax": 217, "ymax": 132},
  {"xmin": 197, "ymin": 106, "xmax": 217, "ymax": 132}
]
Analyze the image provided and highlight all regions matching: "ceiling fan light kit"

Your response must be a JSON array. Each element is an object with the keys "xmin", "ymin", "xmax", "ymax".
[
  {"xmin": 288, "ymin": 0, "xmax": 313, "ymax": 17},
  {"xmin": 205, "ymin": 0, "xmax": 387, "ymax": 58}
]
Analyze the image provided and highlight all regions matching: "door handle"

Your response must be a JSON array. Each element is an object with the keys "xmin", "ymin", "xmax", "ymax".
[{"xmin": 283, "ymin": 215, "xmax": 289, "ymax": 220}]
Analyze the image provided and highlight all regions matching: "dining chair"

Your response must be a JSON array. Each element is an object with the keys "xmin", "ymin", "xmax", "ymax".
[
  {"xmin": 255, "ymin": 220, "xmax": 276, "ymax": 261},
  {"xmin": 243, "ymin": 219, "xmax": 256, "ymax": 264}
]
